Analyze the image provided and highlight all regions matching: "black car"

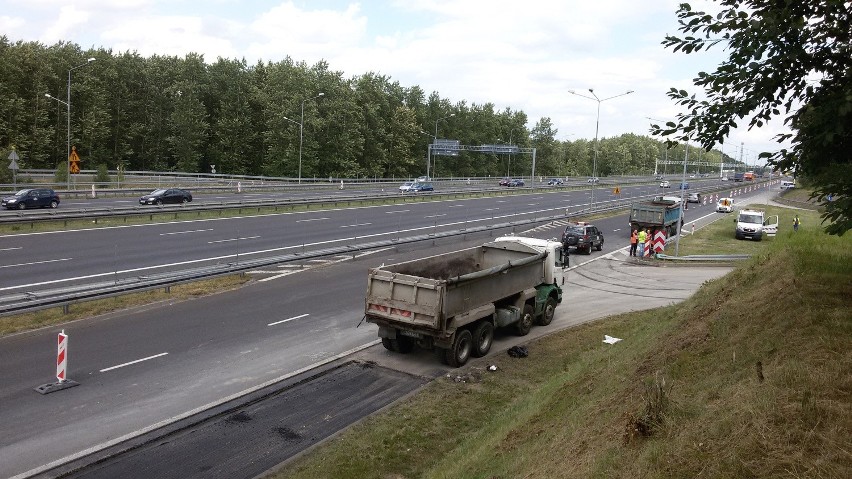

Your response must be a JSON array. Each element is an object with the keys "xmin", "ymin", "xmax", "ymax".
[
  {"xmin": 2, "ymin": 188, "xmax": 60, "ymax": 210},
  {"xmin": 507, "ymin": 179, "xmax": 525, "ymax": 187},
  {"xmin": 561, "ymin": 222, "xmax": 604, "ymax": 255},
  {"xmin": 139, "ymin": 188, "xmax": 193, "ymax": 205},
  {"xmin": 547, "ymin": 178, "xmax": 564, "ymax": 186}
]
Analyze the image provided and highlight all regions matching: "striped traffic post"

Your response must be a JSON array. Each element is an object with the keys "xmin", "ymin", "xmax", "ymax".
[
  {"xmin": 57, "ymin": 330, "xmax": 68, "ymax": 382},
  {"xmin": 34, "ymin": 329, "xmax": 80, "ymax": 394}
]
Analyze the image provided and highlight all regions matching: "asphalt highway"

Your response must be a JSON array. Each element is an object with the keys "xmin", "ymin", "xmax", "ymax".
[{"xmin": 0, "ymin": 179, "xmax": 777, "ymax": 478}]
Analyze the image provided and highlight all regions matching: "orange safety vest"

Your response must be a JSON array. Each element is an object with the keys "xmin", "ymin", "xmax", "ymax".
[{"xmin": 630, "ymin": 230, "xmax": 638, "ymax": 244}]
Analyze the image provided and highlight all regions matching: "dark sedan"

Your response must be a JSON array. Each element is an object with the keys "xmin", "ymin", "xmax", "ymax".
[
  {"xmin": 507, "ymin": 179, "xmax": 525, "ymax": 187},
  {"xmin": 139, "ymin": 188, "xmax": 193, "ymax": 205},
  {"xmin": 2, "ymin": 188, "xmax": 60, "ymax": 210}
]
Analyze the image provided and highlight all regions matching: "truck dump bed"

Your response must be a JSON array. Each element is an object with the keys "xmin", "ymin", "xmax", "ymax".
[
  {"xmin": 365, "ymin": 242, "xmax": 546, "ymax": 332},
  {"xmin": 629, "ymin": 199, "xmax": 681, "ymax": 229}
]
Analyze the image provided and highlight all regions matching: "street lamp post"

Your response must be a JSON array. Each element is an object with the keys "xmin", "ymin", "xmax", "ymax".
[
  {"xmin": 568, "ymin": 88, "xmax": 633, "ymax": 211},
  {"xmin": 507, "ymin": 127, "xmax": 517, "ymax": 177},
  {"xmin": 290, "ymin": 92, "xmax": 324, "ymax": 183},
  {"xmin": 430, "ymin": 113, "xmax": 454, "ymax": 179},
  {"xmin": 45, "ymin": 57, "xmax": 95, "ymax": 191}
]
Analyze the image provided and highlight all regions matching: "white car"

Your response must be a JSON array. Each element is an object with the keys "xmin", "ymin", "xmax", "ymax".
[
  {"xmin": 399, "ymin": 182, "xmax": 415, "ymax": 192},
  {"xmin": 780, "ymin": 181, "xmax": 795, "ymax": 190},
  {"xmin": 660, "ymin": 180, "xmax": 671, "ymax": 188},
  {"xmin": 587, "ymin": 177, "xmax": 599, "ymax": 183},
  {"xmin": 717, "ymin": 197, "xmax": 734, "ymax": 213}
]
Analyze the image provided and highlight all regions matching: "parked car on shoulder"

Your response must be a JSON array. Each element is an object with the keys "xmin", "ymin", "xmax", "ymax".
[
  {"xmin": 1, "ymin": 188, "xmax": 60, "ymax": 210},
  {"xmin": 561, "ymin": 221, "xmax": 604, "ymax": 255},
  {"xmin": 716, "ymin": 197, "xmax": 734, "ymax": 213},
  {"xmin": 687, "ymin": 192, "xmax": 702, "ymax": 203},
  {"xmin": 659, "ymin": 180, "xmax": 671, "ymax": 188},
  {"xmin": 139, "ymin": 188, "xmax": 192, "ymax": 205},
  {"xmin": 507, "ymin": 179, "xmax": 525, "ymax": 187}
]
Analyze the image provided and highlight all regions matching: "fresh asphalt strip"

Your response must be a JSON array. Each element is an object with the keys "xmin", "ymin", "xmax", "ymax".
[{"xmin": 37, "ymin": 360, "xmax": 428, "ymax": 479}]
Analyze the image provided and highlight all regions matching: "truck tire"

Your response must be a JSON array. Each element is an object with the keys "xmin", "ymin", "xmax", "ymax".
[
  {"xmin": 445, "ymin": 329, "xmax": 473, "ymax": 367},
  {"xmin": 471, "ymin": 321, "xmax": 494, "ymax": 358},
  {"xmin": 515, "ymin": 304, "xmax": 534, "ymax": 336},
  {"xmin": 538, "ymin": 297, "xmax": 557, "ymax": 326},
  {"xmin": 381, "ymin": 337, "xmax": 414, "ymax": 353}
]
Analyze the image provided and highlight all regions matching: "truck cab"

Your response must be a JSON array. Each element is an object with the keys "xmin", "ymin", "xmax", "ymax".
[{"xmin": 493, "ymin": 235, "xmax": 567, "ymax": 286}]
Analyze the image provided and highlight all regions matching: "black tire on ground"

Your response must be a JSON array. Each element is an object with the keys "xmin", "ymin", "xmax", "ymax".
[
  {"xmin": 445, "ymin": 329, "xmax": 473, "ymax": 367},
  {"xmin": 538, "ymin": 297, "xmax": 557, "ymax": 326},
  {"xmin": 597, "ymin": 240, "xmax": 603, "ymax": 251},
  {"xmin": 471, "ymin": 321, "xmax": 495, "ymax": 357},
  {"xmin": 17, "ymin": 203, "xmax": 26, "ymax": 210},
  {"xmin": 587, "ymin": 244, "xmax": 593, "ymax": 254},
  {"xmin": 182, "ymin": 197, "xmax": 189, "ymax": 204},
  {"xmin": 396, "ymin": 336, "xmax": 415, "ymax": 354},
  {"xmin": 155, "ymin": 199, "xmax": 163, "ymax": 206},
  {"xmin": 50, "ymin": 200, "xmax": 58, "ymax": 208},
  {"xmin": 515, "ymin": 304, "xmax": 534, "ymax": 336},
  {"xmin": 381, "ymin": 337, "xmax": 397, "ymax": 352}
]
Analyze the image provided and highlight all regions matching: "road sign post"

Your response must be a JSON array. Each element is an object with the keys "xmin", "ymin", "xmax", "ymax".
[{"xmin": 33, "ymin": 330, "xmax": 80, "ymax": 395}]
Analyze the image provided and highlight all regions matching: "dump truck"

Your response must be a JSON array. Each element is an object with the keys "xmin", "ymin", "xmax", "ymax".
[
  {"xmin": 629, "ymin": 197, "xmax": 684, "ymax": 237},
  {"xmin": 364, "ymin": 236, "xmax": 565, "ymax": 367}
]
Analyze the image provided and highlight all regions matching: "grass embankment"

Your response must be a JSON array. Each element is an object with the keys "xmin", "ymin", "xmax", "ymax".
[{"xmin": 273, "ymin": 218, "xmax": 851, "ymax": 478}]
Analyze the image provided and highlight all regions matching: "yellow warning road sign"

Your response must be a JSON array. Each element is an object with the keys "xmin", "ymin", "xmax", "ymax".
[
  {"xmin": 69, "ymin": 146, "xmax": 81, "ymax": 174},
  {"xmin": 613, "ymin": 186, "xmax": 621, "ymax": 195}
]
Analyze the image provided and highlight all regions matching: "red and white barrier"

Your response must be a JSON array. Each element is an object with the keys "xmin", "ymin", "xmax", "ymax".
[
  {"xmin": 653, "ymin": 230, "xmax": 666, "ymax": 253},
  {"xmin": 57, "ymin": 330, "xmax": 68, "ymax": 382}
]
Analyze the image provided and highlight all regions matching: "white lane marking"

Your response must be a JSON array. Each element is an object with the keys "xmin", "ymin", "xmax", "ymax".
[
  {"xmin": 424, "ymin": 214, "xmax": 446, "ymax": 218},
  {"xmin": 268, "ymin": 313, "xmax": 309, "ymax": 326},
  {"xmin": 0, "ymin": 247, "xmax": 23, "ymax": 252},
  {"xmin": 385, "ymin": 210, "xmax": 410, "ymax": 214},
  {"xmin": 496, "ymin": 200, "xmax": 507, "ymax": 203},
  {"xmin": 528, "ymin": 203, "xmax": 539, "ymax": 206},
  {"xmin": 447, "ymin": 204, "xmax": 465, "ymax": 208},
  {"xmin": 340, "ymin": 223, "xmax": 372, "ymax": 228},
  {"xmin": 100, "ymin": 352, "xmax": 168, "ymax": 373},
  {"xmin": 207, "ymin": 235, "xmax": 260, "ymax": 244},
  {"xmin": 257, "ymin": 247, "xmax": 394, "ymax": 282},
  {"xmin": 15, "ymin": 339, "xmax": 382, "ymax": 479},
  {"xmin": 0, "ymin": 258, "xmax": 71, "ymax": 269},
  {"xmin": 484, "ymin": 208, "xmax": 499, "ymax": 211},
  {"xmin": 296, "ymin": 217, "xmax": 329, "ymax": 223},
  {"xmin": 160, "ymin": 228, "xmax": 213, "ymax": 236}
]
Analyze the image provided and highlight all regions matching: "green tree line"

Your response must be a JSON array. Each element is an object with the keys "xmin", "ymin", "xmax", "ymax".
[{"xmin": 1, "ymin": 36, "xmax": 736, "ymax": 181}]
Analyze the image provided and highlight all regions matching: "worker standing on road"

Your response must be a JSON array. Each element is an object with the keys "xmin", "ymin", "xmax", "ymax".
[
  {"xmin": 637, "ymin": 228, "xmax": 647, "ymax": 257},
  {"xmin": 629, "ymin": 229, "xmax": 638, "ymax": 257}
]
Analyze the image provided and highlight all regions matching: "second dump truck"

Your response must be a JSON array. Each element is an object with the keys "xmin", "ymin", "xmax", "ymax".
[
  {"xmin": 629, "ymin": 196, "xmax": 684, "ymax": 238},
  {"xmin": 364, "ymin": 236, "xmax": 565, "ymax": 367}
]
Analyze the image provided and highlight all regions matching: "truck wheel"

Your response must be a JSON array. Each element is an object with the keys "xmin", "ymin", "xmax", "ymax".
[
  {"xmin": 471, "ymin": 321, "xmax": 494, "ymax": 357},
  {"xmin": 396, "ymin": 336, "xmax": 415, "ymax": 353},
  {"xmin": 538, "ymin": 297, "xmax": 557, "ymax": 326},
  {"xmin": 515, "ymin": 304, "xmax": 534, "ymax": 336},
  {"xmin": 381, "ymin": 338, "xmax": 396, "ymax": 352},
  {"xmin": 445, "ymin": 329, "xmax": 473, "ymax": 367}
]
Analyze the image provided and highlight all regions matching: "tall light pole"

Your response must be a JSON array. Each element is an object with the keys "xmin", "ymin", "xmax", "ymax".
[
  {"xmin": 430, "ymin": 113, "xmax": 454, "ymax": 179},
  {"xmin": 46, "ymin": 57, "xmax": 96, "ymax": 191},
  {"xmin": 295, "ymin": 92, "xmax": 324, "ymax": 183},
  {"xmin": 507, "ymin": 127, "xmax": 517, "ymax": 177},
  {"xmin": 568, "ymin": 88, "xmax": 633, "ymax": 210}
]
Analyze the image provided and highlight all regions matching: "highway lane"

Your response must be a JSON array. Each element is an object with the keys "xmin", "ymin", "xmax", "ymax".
[
  {"xmin": 0, "ymin": 182, "xmax": 673, "ymax": 292},
  {"xmin": 0, "ymin": 182, "xmax": 776, "ymax": 478}
]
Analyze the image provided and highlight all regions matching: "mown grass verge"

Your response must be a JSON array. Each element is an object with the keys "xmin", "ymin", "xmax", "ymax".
[{"xmin": 271, "ymin": 215, "xmax": 851, "ymax": 478}]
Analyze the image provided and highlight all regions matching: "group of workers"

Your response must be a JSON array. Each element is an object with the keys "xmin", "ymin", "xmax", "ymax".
[{"xmin": 629, "ymin": 228, "xmax": 655, "ymax": 257}]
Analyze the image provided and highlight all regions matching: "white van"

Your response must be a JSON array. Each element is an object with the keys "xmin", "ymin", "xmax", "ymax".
[
  {"xmin": 735, "ymin": 209, "xmax": 778, "ymax": 241},
  {"xmin": 780, "ymin": 181, "xmax": 796, "ymax": 190},
  {"xmin": 716, "ymin": 197, "xmax": 734, "ymax": 213}
]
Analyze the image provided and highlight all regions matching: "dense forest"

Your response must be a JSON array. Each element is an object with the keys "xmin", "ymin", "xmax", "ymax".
[{"xmin": 0, "ymin": 36, "xmax": 737, "ymax": 181}]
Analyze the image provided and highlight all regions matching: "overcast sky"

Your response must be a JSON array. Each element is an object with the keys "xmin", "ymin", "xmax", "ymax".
[{"xmin": 2, "ymin": 0, "xmax": 789, "ymax": 165}]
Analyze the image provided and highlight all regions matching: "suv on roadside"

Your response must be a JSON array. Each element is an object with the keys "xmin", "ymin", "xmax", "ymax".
[{"xmin": 561, "ymin": 222, "xmax": 604, "ymax": 255}]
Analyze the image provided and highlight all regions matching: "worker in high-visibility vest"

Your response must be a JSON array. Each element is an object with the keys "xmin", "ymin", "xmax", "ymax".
[
  {"xmin": 637, "ymin": 228, "xmax": 647, "ymax": 257},
  {"xmin": 629, "ymin": 229, "xmax": 638, "ymax": 257}
]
